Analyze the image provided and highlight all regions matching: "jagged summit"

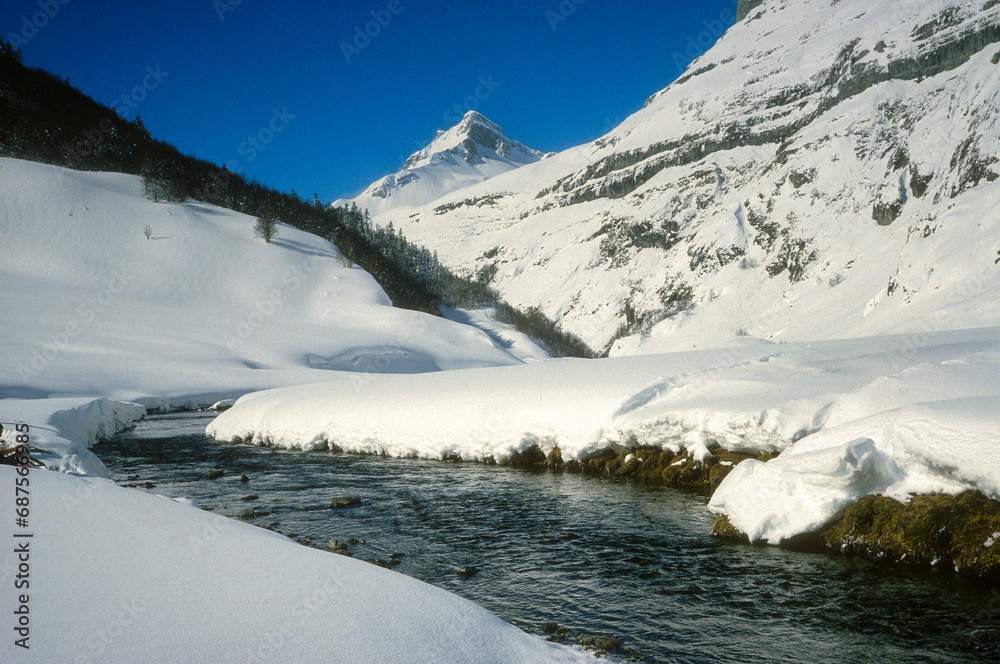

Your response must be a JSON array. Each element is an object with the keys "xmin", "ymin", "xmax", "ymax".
[
  {"xmin": 335, "ymin": 111, "xmax": 549, "ymax": 216},
  {"xmin": 402, "ymin": 110, "xmax": 547, "ymax": 170}
]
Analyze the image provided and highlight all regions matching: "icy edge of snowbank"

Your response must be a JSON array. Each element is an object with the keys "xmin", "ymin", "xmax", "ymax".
[
  {"xmin": 206, "ymin": 333, "xmax": 1000, "ymax": 550},
  {"xmin": 0, "ymin": 397, "xmax": 146, "ymax": 476},
  {"xmin": 708, "ymin": 397, "xmax": 1000, "ymax": 544}
]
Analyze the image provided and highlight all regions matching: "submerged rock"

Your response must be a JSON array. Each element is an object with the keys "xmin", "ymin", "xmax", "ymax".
[
  {"xmin": 330, "ymin": 497, "xmax": 362, "ymax": 508},
  {"xmin": 327, "ymin": 539, "xmax": 350, "ymax": 554},
  {"xmin": 204, "ymin": 469, "xmax": 224, "ymax": 480},
  {"xmin": 456, "ymin": 565, "xmax": 479, "ymax": 578},
  {"xmin": 577, "ymin": 635, "xmax": 623, "ymax": 654}
]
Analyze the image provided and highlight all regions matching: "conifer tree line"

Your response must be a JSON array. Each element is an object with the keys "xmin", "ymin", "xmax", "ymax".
[{"xmin": 0, "ymin": 38, "xmax": 594, "ymax": 358}]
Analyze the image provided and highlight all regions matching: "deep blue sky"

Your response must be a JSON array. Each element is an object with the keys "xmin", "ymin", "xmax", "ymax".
[{"xmin": 2, "ymin": 0, "xmax": 736, "ymax": 201}]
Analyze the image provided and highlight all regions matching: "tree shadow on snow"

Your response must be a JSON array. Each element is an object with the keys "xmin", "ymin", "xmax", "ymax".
[
  {"xmin": 270, "ymin": 238, "xmax": 340, "ymax": 261},
  {"xmin": 443, "ymin": 309, "xmax": 516, "ymax": 350}
]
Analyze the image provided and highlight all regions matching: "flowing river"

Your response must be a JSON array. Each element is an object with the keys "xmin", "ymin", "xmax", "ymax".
[{"xmin": 92, "ymin": 412, "xmax": 1000, "ymax": 663}]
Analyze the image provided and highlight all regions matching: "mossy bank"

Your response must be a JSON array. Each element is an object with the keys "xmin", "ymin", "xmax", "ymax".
[
  {"xmin": 489, "ymin": 443, "xmax": 776, "ymax": 493},
  {"xmin": 714, "ymin": 492, "xmax": 1000, "ymax": 580}
]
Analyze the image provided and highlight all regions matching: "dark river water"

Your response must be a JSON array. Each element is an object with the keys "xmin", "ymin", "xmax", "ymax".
[{"xmin": 92, "ymin": 412, "xmax": 1000, "ymax": 664}]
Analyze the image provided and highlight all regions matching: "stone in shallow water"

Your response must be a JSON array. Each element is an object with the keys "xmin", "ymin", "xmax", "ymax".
[
  {"xmin": 327, "ymin": 539, "xmax": 350, "ymax": 554},
  {"xmin": 330, "ymin": 497, "xmax": 362, "ymax": 508},
  {"xmin": 456, "ymin": 565, "xmax": 479, "ymax": 578},
  {"xmin": 577, "ymin": 635, "xmax": 623, "ymax": 654},
  {"xmin": 204, "ymin": 469, "xmax": 223, "ymax": 479}
]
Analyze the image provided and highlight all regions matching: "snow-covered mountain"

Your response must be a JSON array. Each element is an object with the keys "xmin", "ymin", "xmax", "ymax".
[
  {"xmin": 335, "ymin": 111, "xmax": 550, "ymax": 216},
  {"xmin": 370, "ymin": 0, "xmax": 1000, "ymax": 355}
]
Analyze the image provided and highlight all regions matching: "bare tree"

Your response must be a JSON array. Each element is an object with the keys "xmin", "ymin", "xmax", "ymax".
[{"xmin": 254, "ymin": 213, "xmax": 279, "ymax": 243}]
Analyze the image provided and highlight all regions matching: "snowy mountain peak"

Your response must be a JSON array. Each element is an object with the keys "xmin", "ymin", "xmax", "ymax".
[
  {"xmin": 372, "ymin": 0, "xmax": 1000, "ymax": 356},
  {"xmin": 402, "ymin": 110, "xmax": 541, "ymax": 170},
  {"xmin": 336, "ymin": 111, "xmax": 549, "ymax": 216},
  {"xmin": 461, "ymin": 110, "xmax": 502, "ymax": 134}
]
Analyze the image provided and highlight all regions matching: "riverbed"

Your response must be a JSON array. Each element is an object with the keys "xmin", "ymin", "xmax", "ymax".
[{"xmin": 92, "ymin": 412, "xmax": 1000, "ymax": 663}]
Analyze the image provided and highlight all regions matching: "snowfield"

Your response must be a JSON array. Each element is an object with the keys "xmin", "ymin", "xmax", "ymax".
[
  {"xmin": 0, "ymin": 156, "xmax": 537, "ymax": 469},
  {"xmin": 0, "ymin": 465, "xmax": 600, "ymax": 664},
  {"xmin": 2, "ymin": 0, "xmax": 999, "ymax": 656},
  {"xmin": 0, "ymin": 398, "xmax": 146, "ymax": 476},
  {"xmin": 0, "ymin": 157, "xmax": 526, "ymax": 400},
  {"xmin": 209, "ymin": 326, "xmax": 1000, "ymax": 544}
]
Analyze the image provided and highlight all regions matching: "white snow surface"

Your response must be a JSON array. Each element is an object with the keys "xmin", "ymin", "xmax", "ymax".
[
  {"xmin": 210, "ymin": 327, "xmax": 1000, "ymax": 545},
  {"xmin": 0, "ymin": 397, "xmax": 145, "ymax": 476},
  {"xmin": 440, "ymin": 306, "xmax": 551, "ymax": 363},
  {"xmin": 0, "ymin": 465, "xmax": 599, "ymax": 664},
  {"xmin": 0, "ymin": 156, "xmax": 530, "ymax": 469}
]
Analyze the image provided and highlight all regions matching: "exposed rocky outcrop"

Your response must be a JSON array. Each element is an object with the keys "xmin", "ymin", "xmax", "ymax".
[{"xmin": 737, "ymin": 0, "xmax": 764, "ymax": 22}]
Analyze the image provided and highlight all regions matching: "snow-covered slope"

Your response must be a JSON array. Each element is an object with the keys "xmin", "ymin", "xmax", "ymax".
[
  {"xmin": 208, "ymin": 327, "xmax": 1000, "ymax": 545},
  {"xmin": 0, "ymin": 156, "xmax": 537, "ymax": 472},
  {"xmin": 371, "ymin": 0, "xmax": 1000, "ymax": 355},
  {"xmin": 335, "ymin": 111, "xmax": 549, "ymax": 216},
  {"xmin": 0, "ymin": 157, "xmax": 524, "ymax": 405}
]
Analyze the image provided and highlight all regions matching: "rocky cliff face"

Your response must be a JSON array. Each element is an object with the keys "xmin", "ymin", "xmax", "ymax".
[
  {"xmin": 736, "ymin": 0, "xmax": 764, "ymax": 22},
  {"xmin": 372, "ymin": 0, "xmax": 1000, "ymax": 355}
]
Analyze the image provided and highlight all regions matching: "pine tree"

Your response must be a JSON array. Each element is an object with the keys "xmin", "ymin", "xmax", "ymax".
[
  {"xmin": 132, "ymin": 116, "xmax": 151, "ymax": 142},
  {"xmin": 254, "ymin": 212, "xmax": 279, "ymax": 243}
]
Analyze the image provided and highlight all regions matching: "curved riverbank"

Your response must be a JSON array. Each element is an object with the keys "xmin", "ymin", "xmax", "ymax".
[
  {"xmin": 494, "ymin": 443, "xmax": 777, "ymax": 493},
  {"xmin": 95, "ymin": 412, "xmax": 1000, "ymax": 663},
  {"xmin": 484, "ymin": 442, "xmax": 1000, "ymax": 580}
]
